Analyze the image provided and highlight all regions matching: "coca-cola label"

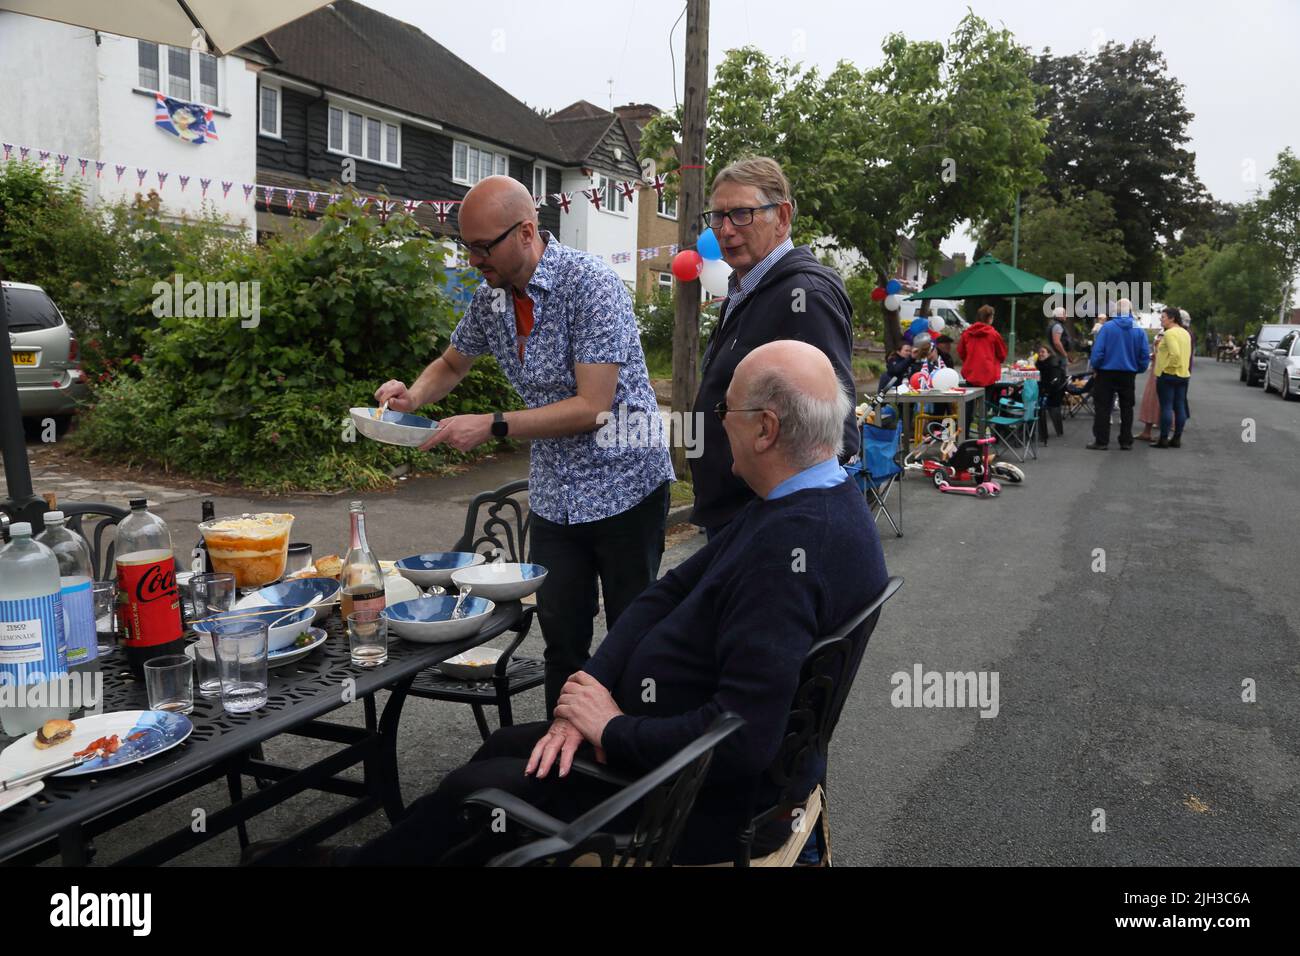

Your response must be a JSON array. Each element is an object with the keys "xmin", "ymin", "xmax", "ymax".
[{"xmin": 117, "ymin": 553, "xmax": 182, "ymax": 648}]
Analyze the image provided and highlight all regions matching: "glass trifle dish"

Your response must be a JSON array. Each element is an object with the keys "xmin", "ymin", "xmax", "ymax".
[{"xmin": 197, "ymin": 513, "xmax": 295, "ymax": 589}]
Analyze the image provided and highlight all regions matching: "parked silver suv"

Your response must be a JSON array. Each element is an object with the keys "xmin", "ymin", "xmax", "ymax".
[{"xmin": 4, "ymin": 281, "xmax": 90, "ymax": 429}]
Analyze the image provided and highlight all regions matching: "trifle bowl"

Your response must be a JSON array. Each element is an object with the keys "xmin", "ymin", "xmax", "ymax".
[{"xmin": 197, "ymin": 512, "xmax": 295, "ymax": 589}]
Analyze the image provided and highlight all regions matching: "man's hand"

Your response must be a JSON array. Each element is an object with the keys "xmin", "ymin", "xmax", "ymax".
[
  {"xmin": 554, "ymin": 671, "xmax": 622, "ymax": 749},
  {"xmin": 525, "ymin": 718, "xmax": 585, "ymax": 779},
  {"xmin": 374, "ymin": 380, "xmax": 418, "ymax": 413},
  {"xmin": 420, "ymin": 413, "xmax": 493, "ymax": 452}
]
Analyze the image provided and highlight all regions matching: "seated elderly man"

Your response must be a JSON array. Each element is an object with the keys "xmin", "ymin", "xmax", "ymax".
[{"xmin": 328, "ymin": 340, "xmax": 889, "ymax": 866}]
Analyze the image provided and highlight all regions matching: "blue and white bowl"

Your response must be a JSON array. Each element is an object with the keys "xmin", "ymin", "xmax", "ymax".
[
  {"xmin": 382, "ymin": 595, "xmax": 495, "ymax": 644},
  {"xmin": 234, "ymin": 576, "xmax": 340, "ymax": 625},
  {"xmin": 395, "ymin": 551, "xmax": 486, "ymax": 588},
  {"xmin": 350, "ymin": 407, "xmax": 439, "ymax": 447},
  {"xmin": 450, "ymin": 562, "xmax": 547, "ymax": 602},
  {"xmin": 193, "ymin": 603, "xmax": 316, "ymax": 652}
]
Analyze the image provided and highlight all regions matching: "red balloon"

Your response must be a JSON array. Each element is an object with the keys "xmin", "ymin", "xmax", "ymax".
[
  {"xmin": 671, "ymin": 250, "xmax": 704, "ymax": 282},
  {"xmin": 870, "ymin": 287, "xmax": 887, "ymax": 301}
]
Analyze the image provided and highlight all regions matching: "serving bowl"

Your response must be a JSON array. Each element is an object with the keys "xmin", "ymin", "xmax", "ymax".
[
  {"xmin": 235, "ymin": 577, "xmax": 340, "ymax": 625},
  {"xmin": 449, "ymin": 563, "xmax": 547, "ymax": 602},
  {"xmin": 193, "ymin": 603, "xmax": 316, "ymax": 653},
  {"xmin": 382, "ymin": 595, "xmax": 495, "ymax": 644},
  {"xmin": 349, "ymin": 407, "xmax": 439, "ymax": 448},
  {"xmin": 395, "ymin": 551, "xmax": 486, "ymax": 588},
  {"xmin": 438, "ymin": 646, "xmax": 505, "ymax": 680}
]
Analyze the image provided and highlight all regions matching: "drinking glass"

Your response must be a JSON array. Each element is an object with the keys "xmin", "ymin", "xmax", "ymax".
[
  {"xmin": 347, "ymin": 610, "xmax": 387, "ymax": 668},
  {"xmin": 144, "ymin": 655, "xmax": 194, "ymax": 715},
  {"xmin": 211, "ymin": 620, "xmax": 269, "ymax": 714},
  {"xmin": 190, "ymin": 572, "xmax": 237, "ymax": 621},
  {"xmin": 92, "ymin": 580, "xmax": 119, "ymax": 655},
  {"xmin": 285, "ymin": 543, "xmax": 313, "ymax": 577},
  {"xmin": 191, "ymin": 638, "xmax": 222, "ymax": 699}
]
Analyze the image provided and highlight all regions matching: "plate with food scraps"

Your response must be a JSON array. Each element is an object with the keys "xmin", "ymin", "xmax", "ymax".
[
  {"xmin": 0, "ymin": 710, "xmax": 193, "ymax": 780},
  {"xmin": 0, "ymin": 780, "xmax": 44, "ymax": 816},
  {"xmin": 185, "ymin": 626, "xmax": 328, "ymax": 670}
]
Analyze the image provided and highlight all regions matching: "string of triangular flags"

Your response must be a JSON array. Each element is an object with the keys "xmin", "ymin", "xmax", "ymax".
[{"xmin": 3, "ymin": 140, "xmax": 693, "ymax": 264}]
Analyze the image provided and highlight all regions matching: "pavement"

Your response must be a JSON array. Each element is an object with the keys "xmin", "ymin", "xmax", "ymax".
[{"xmin": 8, "ymin": 359, "xmax": 1299, "ymax": 865}]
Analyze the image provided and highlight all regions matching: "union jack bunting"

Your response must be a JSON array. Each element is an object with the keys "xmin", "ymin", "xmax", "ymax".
[
  {"xmin": 221, "ymin": 180, "xmax": 233, "ymax": 198},
  {"xmin": 156, "ymin": 171, "xmax": 169, "ymax": 189},
  {"xmin": 618, "ymin": 180, "xmax": 637, "ymax": 202},
  {"xmin": 77, "ymin": 158, "xmax": 89, "ymax": 176},
  {"xmin": 532, "ymin": 194, "xmax": 544, "ymax": 209},
  {"xmin": 639, "ymin": 247, "xmax": 660, "ymax": 261},
  {"xmin": 178, "ymin": 175, "xmax": 190, "ymax": 192},
  {"xmin": 2, "ymin": 144, "xmax": 11, "ymax": 161},
  {"xmin": 116, "ymin": 165, "xmax": 127, "ymax": 183},
  {"xmin": 583, "ymin": 187, "xmax": 604, "ymax": 211},
  {"xmin": 651, "ymin": 174, "xmax": 669, "ymax": 199},
  {"xmin": 242, "ymin": 183, "xmax": 254, "ymax": 202},
  {"xmin": 200, "ymin": 178, "xmax": 211, "ymax": 197},
  {"xmin": 610, "ymin": 252, "xmax": 631, "ymax": 265},
  {"xmin": 403, "ymin": 199, "xmax": 420, "ymax": 216},
  {"xmin": 285, "ymin": 189, "xmax": 297, "ymax": 209},
  {"xmin": 667, "ymin": 244, "xmax": 679, "ymax": 256},
  {"xmin": 39, "ymin": 150, "xmax": 50, "ymax": 162},
  {"xmin": 262, "ymin": 185, "xmax": 278, "ymax": 205},
  {"xmin": 306, "ymin": 192, "xmax": 319, "ymax": 212},
  {"xmin": 20, "ymin": 147, "xmax": 30, "ymax": 160},
  {"xmin": 377, "ymin": 199, "xmax": 395, "ymax": 221},
  {"xmin": 431, "ymin": 200, "xmax": 453, "ymax": 223},
  {"xmin": 352, "ymin": 195, "xmax": 370, "ymax": 209},
  {"xmin": 56, "ymin": 154, "xmax": 69, "ymax": 173},
  {"xmin": 95, "ymin": 161, "xmax": 106, "ymax": 178},
  {"xmin": 136, "ymin": 168, "xmax": 148, "ymax": 187},
  {"xmin": 552, "ymin": 192, "xmax": 573, "ymax": 214}
]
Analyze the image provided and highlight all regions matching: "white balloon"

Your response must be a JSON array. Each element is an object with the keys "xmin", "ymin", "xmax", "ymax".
[
  {"xmin": 928, "ymin": 315, "xmax": 945, "ymax": 333},
  {"xmin": 884, "ymin": 293, "xmax": 901, "ymax": 311},
  {"xmin": 931, "ymin": 367, "xmax": 960, "ymax": 390},
  {"xmin": 699, "ymin": 257, "xmax": 732, "ymax": 298}
]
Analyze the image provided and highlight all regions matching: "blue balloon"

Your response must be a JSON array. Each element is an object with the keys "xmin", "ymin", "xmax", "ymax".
[
  {"xmin": 697, "ymin": 228, "xmax": 722, "ymax": 261},
  {"xmin": 908, "ymin": 317, "xmax": 930, "ymax": 337},
  {"xmin": 886, "ymin": 279, "xmax": 902, "ymax": 295}
]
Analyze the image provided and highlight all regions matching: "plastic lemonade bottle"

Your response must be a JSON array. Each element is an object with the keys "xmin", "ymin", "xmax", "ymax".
[
  {"xmin": 35, "ymin": 512, "xmax": 98, "ymax": 684},
  {"xmin": 0, "ymin": 523, "xmax": 70, "ymax": 737}
]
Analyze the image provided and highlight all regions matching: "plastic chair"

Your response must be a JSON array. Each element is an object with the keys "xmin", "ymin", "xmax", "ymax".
[
  {"xmin": 460, "ymin": 713, "xmax": 745, "ymax": 867},
  {"xmin": 845, "ymin": 422, "xmax": 904, "ymax": 538},
  {"xmin": 989, "ymin": 379, "xmax": 1039, "ymax": 462},
  {"xmin": 407, "ymin": 479, "xmax": 542, "ymax": 741}
]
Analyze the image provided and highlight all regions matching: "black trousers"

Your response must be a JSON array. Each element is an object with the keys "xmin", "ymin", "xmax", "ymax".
[
  {"xmin": 529, "ymin": 481, "xmax": 670, "ymax": 714},
  {"xmin": 1092, "ymin": 370, "xmax": 1137, "ymax": 447},
  {"xmin": 337, "ymin": 722, "xmax": 624, "ymax": 866}
]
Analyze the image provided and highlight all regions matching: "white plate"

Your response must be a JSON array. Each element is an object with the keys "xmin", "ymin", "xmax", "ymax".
[
  {"xmin": 186, "ymin": 626, "xmax": 327, "ymax": 669},
  {"xmin": 0, "ymin": 780, "xmax": 44, "ymax": 815},
  {"xmin": 0, "ymin": 711, "xmax": 193, "ymax": 780}
]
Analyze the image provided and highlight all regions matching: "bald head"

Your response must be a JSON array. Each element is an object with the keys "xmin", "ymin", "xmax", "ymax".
[
  {"xmin": 461, "ymin": 175, "xmax": 538, "ymax": 233},
  {"xmin": 732, "ymin": 340, "xmax": 851, "ymax": 468},
  {"xmin": 458, "ymin": 176, "xmax": 542, "ymax": 291}
]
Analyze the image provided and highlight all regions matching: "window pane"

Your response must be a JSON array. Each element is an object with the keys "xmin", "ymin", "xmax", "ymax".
[
  {"xmin": 167, "ymin": 46, "xmax": 191, "ymax": 100},
  {"xmin": 480, "ymin": 151, "xmax": 493, "ymax": 182},
  {"xmin": 454, "ymin": 142, "xmax": 467, "ymax": 181},
  {"xmin": 198, "ymin": 53, "xmax": 218, "ymax": 104},
  {"xmin": 138, "ymin": 41, "xmax": 159, "ymax": 90},
  {"xmin": 365, "ymin": 117, "xmax": 380, "ymax": 160},
  {"xmin": 260, "ymin": 86, "xmax": 277, "ymax": 134},
  {"xmin": 329, "ymin": 108, "xmax": 343, "ymax": 150},
  {"xmin": 496, "ymin": 154, "xmax": 507, "ymax": 176},
  {"xmin": 466, "ymin": 147, "xmax": 479, "ymax": 183},
  {"xmin": 385, "ymin": 124, "xmax": 398, "ymax": 164},
  {"xmin": 348, "ymin": 112, "xmax": 363, "ymax": 156}
]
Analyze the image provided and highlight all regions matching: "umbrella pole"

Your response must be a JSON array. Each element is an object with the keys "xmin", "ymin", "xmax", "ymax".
[
  {"xmin": 1008, "ymin": 193, "xmax": 1021, "ymax": 358},
  {"xmin": 0, "ymin": 287, "xmax": 45, "ymax": 530}
]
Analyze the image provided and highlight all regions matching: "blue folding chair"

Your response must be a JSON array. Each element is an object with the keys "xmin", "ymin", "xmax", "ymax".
[
  {"xmin": 988, "ymin": 378, "xmax": 1039, "ymax": 461},
  {"xmin": 846, "ymin": 421, "xmax": 904, "ymax": 537}
]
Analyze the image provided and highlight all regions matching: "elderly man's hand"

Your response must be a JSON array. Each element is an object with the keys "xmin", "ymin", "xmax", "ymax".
[
  {"xmin": 525, "ymin": 718, "xmax": 585, "ymax": 779},
  {"xmin": 420, "ymin": 413, "xmax": 492, "ymax": 452},
  {"xmin": 554, "ymin": 671, "xmax": 622, "ymax": 749}
]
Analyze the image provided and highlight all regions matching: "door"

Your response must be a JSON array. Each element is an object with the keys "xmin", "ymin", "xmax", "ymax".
[{"xmin": 1270, "ymin": 333, "xmax": 1295, "ymax": 390}]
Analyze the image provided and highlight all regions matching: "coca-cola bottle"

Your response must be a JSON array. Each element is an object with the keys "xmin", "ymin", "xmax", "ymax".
[
  {"xmin": 115, "ymin": 498, "xmax": 184, "ymax": 677},
  {"xmin": 340, "ymin": 501, "xmax": 385, "ymax": 620}
]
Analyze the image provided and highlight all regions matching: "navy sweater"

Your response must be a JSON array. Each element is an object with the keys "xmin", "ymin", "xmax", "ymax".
[{"xmin": 585, "ymin": 477, "xmax": 889, "ymax": 863}]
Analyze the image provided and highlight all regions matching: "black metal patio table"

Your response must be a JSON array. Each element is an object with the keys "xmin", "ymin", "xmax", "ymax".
[{"xmin": 0, "ymin": 600, "xmax": 528, "ymax": 866}]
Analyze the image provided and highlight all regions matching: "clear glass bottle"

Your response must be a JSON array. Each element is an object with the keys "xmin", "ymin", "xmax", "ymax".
[
  {"xmin": 340, "ymin": 501, "xmax": 385, "ymax": 620},
  {"xmin": 0, "ymin": 523, "xmax": 70, "ymax": 736},
  {"xmin": 34, "ymin": 512, "xmax": 98, "ymax": 680}
]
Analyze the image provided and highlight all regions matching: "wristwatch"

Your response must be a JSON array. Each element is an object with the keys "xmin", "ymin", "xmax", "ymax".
[{"xmin": 491, "ymin": 412, "xmax": 509, "ymax": 438}]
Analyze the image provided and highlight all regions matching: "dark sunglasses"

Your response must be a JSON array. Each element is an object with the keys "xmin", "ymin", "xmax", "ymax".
[
  {"xmin": 714, "ymin": 400, "xmax": 770, "ymax": 421},
  {"xmin": 455, "ymin": 220, "xmax": 524, "ymax": 258},
  {"xmin": 700, "ymin": 203, "xmax": 780, "ymax": 229}
]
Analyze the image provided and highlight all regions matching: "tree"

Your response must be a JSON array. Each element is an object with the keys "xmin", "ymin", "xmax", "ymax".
[
  {"xmin": 641, "ymin": 12, "xmax": 1048, "ymax": 351},
  {"xmin": 1024, "ymin": 39, "xmax": 1207, "ymax": 282},
  {"xmin": 1163, "ymin": 240, "xmax": 1284, "ymax": 336},
  {"xmin": 1247, "ymin": 148, "xmax": 1300, "ymax": 319}
]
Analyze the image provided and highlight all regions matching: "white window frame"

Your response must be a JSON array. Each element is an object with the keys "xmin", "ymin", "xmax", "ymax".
[
  {"xmin": 136, "ymin": 40, "xmax": 223, "ymax": 110},
  {"xmin": 454, "ymin": 139, "xmax": 511, "ymax": 186},
  {"xmin": 326, "ymin": 101, "xmax": 401, "ymax": 168},
  {"xmin": 533, "ymin": 164, "xmax": 548, "ymax": 204},
  {"xmin": 657, "ymin": 191, "xmax": 678, "ymax": 220},
  {"xmin": 598, "ymin": 175, "xmax": 628, "ymax": 216},
  {"xmin": 657, "ymin": 271, "xmax": 673, "ymax": 292},
  {"xmin": 258, "ymin": 81, "xmax": 281, "ymax": 139}
]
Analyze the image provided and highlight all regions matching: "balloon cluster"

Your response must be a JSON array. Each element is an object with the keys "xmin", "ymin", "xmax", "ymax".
[
  {"xmin": 871, "ymin": 279, "xmax": 905, "ymax": 312},
  {"xmin": 670, "ymin": 227, "xmax": 731, "ymax": 297}
]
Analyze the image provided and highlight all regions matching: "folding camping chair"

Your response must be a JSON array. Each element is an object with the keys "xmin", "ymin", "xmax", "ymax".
[
  {"xmin": 988, "ymin": 379, "xmax": 1039, "ymax": 462},
  {"xmin": 845, "ymin": 421, "xmax": 904, "ymax": 537},
  {"xmin": 1064, "ymin": 371, "xmax": 1094, "ymax": 419}
]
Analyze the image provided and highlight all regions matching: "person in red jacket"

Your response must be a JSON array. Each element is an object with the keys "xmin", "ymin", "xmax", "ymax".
[{"xmin": 958, "ymin": 305, "xmax": 1008, "ymax": 421}]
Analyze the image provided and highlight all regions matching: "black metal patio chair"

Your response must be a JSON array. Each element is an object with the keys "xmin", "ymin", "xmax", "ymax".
[
  {"xmin": 407, "ymin": 479, "xmax": 544, "ymax": 740},
  {"xmin": 57, "ymin": 501, "xmax": 129, "ymax": 579},
  {"xmin": 459, "ymin": 713, "xmax": 745, "ymax": 867}
]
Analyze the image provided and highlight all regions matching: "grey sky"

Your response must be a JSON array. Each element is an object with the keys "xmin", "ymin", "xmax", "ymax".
[{"xmin": 369, "ymin": 0, "xmax": 1298, "ymax": 262}]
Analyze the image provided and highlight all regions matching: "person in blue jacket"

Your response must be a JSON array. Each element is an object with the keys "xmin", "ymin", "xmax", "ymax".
[{"xmin": 1086, "ymin": 298, "xmax": 1151, "ymax": 450}]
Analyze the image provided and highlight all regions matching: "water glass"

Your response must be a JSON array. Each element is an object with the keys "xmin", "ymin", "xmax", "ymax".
[
  {"xmin": 211, "ymin": 620, "xmax": 269, "ymax": 714},
  {"xmin": 190, "ymin": 572, "xmax": 237, "ymax": 621},
  {"xmin": 190, "ymin": 637, "xmax": 222, "ymax": 699},
  {"xmin": 285, "ymin": 543, "xmax": 313, "ymax": 577},
  {"xmin": 92, "ymin": 580, "xmax": 119, "ymax": 655},
  {"xmin": 347, "ymin": 610, "xmax": 388, "ymax": 668},
  {"xmin": 144, "ymin": 655, "xmax": 194, "ymax": 715}
]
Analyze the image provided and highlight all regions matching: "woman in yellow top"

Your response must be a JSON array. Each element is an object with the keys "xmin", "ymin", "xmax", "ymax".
[{"xmin": 1152, "ymin": 306, "xmax": 1191, "ymax": 448}]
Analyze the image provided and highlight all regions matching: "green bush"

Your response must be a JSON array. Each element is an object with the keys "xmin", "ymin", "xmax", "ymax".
[{"xmin": 71, "ymin": 196, "xmax": 519, "ymax": 491}]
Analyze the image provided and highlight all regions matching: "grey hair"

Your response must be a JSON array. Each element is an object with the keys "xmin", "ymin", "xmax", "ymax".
[
  {"xmin": 1179, "ymin": 308, "xmax": 1191, "ymax": 327},
  {"xmin": 743, "ymin": 365, "xmax": 853, "ymax": 468},
  {"xmin": 712, "ymin": 156, "xmax": 798, "ymax": 219}
]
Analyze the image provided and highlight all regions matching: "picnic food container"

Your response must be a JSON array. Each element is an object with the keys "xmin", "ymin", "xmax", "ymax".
[{"xmin": 197, "ymin": 513, "xmax": 295, "ymax": 589}]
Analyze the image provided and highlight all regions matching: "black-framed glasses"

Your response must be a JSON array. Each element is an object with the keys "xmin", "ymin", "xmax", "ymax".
[
  {"xmin": 714, "ymin": 400, "xmax": 771, "ymax": 421},
  {"xmin": 700, "ymin": 203, "xmax": 780, "ymax": 229},
  {"xmin": 455, "ymin": 220, "xmax": 524, "ymax": 258}
]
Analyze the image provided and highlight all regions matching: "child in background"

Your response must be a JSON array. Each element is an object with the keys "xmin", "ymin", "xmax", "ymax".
[{"xmin": 1036, "ymin": 343, "xmax": 1067, "ymax": 444}]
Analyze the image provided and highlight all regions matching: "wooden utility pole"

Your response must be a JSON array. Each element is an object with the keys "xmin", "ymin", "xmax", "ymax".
[{"xmin": 671, "ymin": 0, "xmax": 708, "ymax": 478}]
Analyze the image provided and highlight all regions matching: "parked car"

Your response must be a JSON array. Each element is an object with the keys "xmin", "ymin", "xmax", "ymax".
[
  {"xmin": 4, "ymin": 281, "xmax": 89, "ymax": 431},
  {"xmin": 1262, "ymin": 328, "xmax": 1300, "ymax": 400},
  {"xmin": 899, "ymin": 298, "xmax": 967, "ymax": 334},
  {"xmin": 1241, "ymin": 323, "xmax": 1300, "ymax": 386}
]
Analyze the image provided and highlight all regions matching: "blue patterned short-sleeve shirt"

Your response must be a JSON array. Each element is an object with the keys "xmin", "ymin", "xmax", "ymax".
[{"xmin": 451, "ymin": 233, "xmax": 675, "ymax": 524}]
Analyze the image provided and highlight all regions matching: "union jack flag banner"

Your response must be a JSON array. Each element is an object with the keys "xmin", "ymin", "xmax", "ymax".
[
  {"xmin": 377, "ymin": 199, "xmax": 395, "ymax": 221},
  {"xmin": 2, "ymin": 144, "xmax": 11, "ymax": 161},
  {"xmin": 610, "ymin": 251, "xmax": 631, "ymax": 264},
  {"xmin": 532, "ymin": 194, "xmax": 544, "ymax": 209},
  {"xmin": 156, "ymin": 171, "xmax": 169, "ymax": 189},
  {"xmin": 583, "ymin": 187, "xmax": 604, "ymax": 211},
  {"xmin": 136, "ymin": 168, "xmax": 148, "ymax": 187},
  {"xmin": 552, "ymin": 192, "xmax": 573, "ymax": 214},
  {"xmin": 56, "ymin": 154, "xmax": 69, "ymax": 173},
  {"xmin": 178, "ymin": 175, "xmax": 190, "ymax": 192},
  {"xmin": 330, "ymin": 193, "xmax": 341, "ymax": 205},
  {"xmin": 352, "ymin": 195, "xmax": 371, "ymax": 209},
  {"xmin": 262, "ymin": 186, "xmax": 278, "ymax": 205},
  {"xmin": 77, "ymin": 158, "xmax": 89, "ymax": 176},
  {"xmin": 639, "ymin": 247, "xmax": 660, "ymax": 261},
  {"xmin": 285, "ymin": 189, "xmax": 297, "ymax": 209},
  {"xmin": 403, "ymin": 199, "xmax": 420, "ymax": 216},
  {"xmin": 242, "ymin": 183, "xmax": 254, "ymax": 202},
  {"xmin": 116, "ymin": 165, "xmax": 127, "ymax": 182},
  {"xmin": 95, "ymin": 161, "xmax": 106, "ymax": 178},
  {"xmin": 431, "ymin": 200, "xmax": 453, "ymax": 223},
  {"xmin": 200, "ymin": 178, "xmax": 211, "ymax": 197},
  {"xmin": 221, "ymin": 180, "xmax": 233, "ymax": 198},
  {"xmin": 619, "ymin": 180, "xmax": 637, "ymax": 202},
  {"xmin": 306, "ymin": 191, "xmax": 319, "ymax": 212},
  {"xmin": 154, "ymin": 93, "xmax": 219, "ymax": 144},
  {"xmin": 39, "ymin": 150, "xmax": 50, "ymax": 162},
  {"xmin": 19, "ymin": 147, "xmax": 30, "ymax": 160},
  {"xmin": 651, "ymin": 174, "xmax": 668, "ymax": 199},
  {"xmin": 667, "ymin": 243, "xmax": 679, "ymax": 256}
]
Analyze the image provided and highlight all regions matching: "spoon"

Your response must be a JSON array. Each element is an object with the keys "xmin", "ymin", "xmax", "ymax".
[{"xmin": 450, "ymin": 584, "xmax": 474, "ymax": 620}]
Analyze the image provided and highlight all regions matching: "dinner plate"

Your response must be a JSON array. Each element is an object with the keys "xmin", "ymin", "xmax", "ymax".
[
  {"xmin": 0, "ymin": 710, "xmax": 193, "ymax": 780},
  {"xmin": 186, "ymin": 626, "xmax": 327, "ymax": 669},
  {"xmin": 0, "ymin": 780, "xmax": 44, "ymax": 815}
]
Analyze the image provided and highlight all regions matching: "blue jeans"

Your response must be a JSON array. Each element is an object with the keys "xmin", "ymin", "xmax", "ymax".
[{"xmin": 1156, "ymin": 374, "xmax": 1188, "ymax": 440}]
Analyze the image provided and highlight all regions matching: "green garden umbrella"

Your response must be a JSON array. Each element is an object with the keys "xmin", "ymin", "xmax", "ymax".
[{"xmin": 906, "ymin": 255, "xmax": 1072, "ymax": 299}]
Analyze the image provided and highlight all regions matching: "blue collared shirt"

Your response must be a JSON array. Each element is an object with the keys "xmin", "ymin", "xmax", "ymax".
[
  {"xmin": 767, "ymin": 456, "xmax": 849, "ymax": 501},
  {"xmin": 724, "ymin": 237, "xmax": 794, "ymax": 314},
  {"xmin": 451, "ymin": 233, "xmax": 675, "ymax": 524}
]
